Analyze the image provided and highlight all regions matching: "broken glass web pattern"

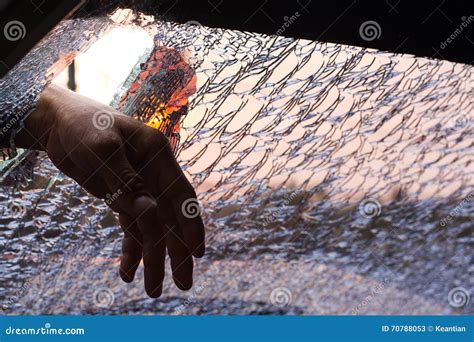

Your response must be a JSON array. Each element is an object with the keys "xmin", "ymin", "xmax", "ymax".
[{"xmin": 0, "ymin": 19, "xmax": 472, "ymax": 315}]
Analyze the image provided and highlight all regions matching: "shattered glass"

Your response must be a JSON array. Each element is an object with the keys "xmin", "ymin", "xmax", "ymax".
[
  {"xmin": 0, "ymin": 16, "xmax": 111, "ymax": 153},
  {"xmin": 0, "ymin": 18, "xmax": 473, "ymax": 315},
  {"xmin": 116, "ymin": 44, "xmax": 197, "ymax": 152}
]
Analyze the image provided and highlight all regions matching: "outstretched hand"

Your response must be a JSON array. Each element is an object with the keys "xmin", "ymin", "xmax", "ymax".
[{"xmin": 15, "ymin": 84, "xmax": 205, "ymax": 297}]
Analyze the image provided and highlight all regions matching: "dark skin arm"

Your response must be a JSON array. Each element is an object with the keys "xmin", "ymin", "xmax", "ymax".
[{"xmin": 15, "ymin": 84, "xmax": 205, "ymax": 297}]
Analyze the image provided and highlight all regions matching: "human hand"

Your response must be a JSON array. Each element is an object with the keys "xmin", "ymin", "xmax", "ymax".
[{"xmin": 15, "ymin": 84, "xmax": 205, "ymax": 297}]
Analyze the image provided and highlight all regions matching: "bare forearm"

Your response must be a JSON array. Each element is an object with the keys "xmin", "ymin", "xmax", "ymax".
[{"xmin": 14, "ymin": 85, "xmax": 58, "ymax": 151}]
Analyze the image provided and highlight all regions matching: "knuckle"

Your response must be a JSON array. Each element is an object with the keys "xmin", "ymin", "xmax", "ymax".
[
  {"xmin": 88, "ymin": 133, "xmax": 122, "ymax": 157},
  {"xmin": 118, "ymin": 169, "xmax": 145, "ymax": 194}
]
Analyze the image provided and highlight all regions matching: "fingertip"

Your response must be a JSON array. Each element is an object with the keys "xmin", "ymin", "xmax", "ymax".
[
  {"xmin": 174, "ymin": 277, "xmax": 193, "ymax": 291},
  {"xmin": 192, "ymin": 244, "xmax": 205, "ymax": 258},
  {"xmin": 120, "ymin": 263, "xmax": 136, "ymax": 283},
  {"xmin": 119, "ymin": 252, "xmax": 140, "ymax": 283},
  {"xmin": 146, "ymin": 283, "xmax": 163, "ymax": 298},
  {"xmin": 120, "ymin": 271, "xmax": 135, "ymax": 283},
  {"xmin": 179, "ymin": 219, "xmax": 206, "ymax": 259}
]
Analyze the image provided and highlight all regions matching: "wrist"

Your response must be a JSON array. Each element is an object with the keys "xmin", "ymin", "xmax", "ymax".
[{"xmin": 14, "ymin": 85, "xmax": 58, "ymax": 151}]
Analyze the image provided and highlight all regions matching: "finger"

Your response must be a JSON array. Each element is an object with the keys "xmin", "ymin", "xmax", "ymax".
[
  {"xmin": 148, "ymin": 140, "xmax": 205, "ymax": 257},
  {"xmin": 165, "ymin": 223, "xmax": 194, "ymax": 291},
  {"xmin": 91, "ymin": 137, "xmax": 166, "ymax": 297},
  {"xmin": 91, "ymin": 138, "xmax": 164, "ymax": 250},
  {"xmin": 119, "ymin": 213, "xmax": 142, "ymax": 283},
  {"xmin": 157, "ymin": 200, "xmax": 193, "ymax": 290},
  {"xmin": 140, "ymin": 215, "xmax": 167, "ymax": 298},
  {"xmin": 172, "ymin": 193, "xmax": 206, "ymax": 258}
]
